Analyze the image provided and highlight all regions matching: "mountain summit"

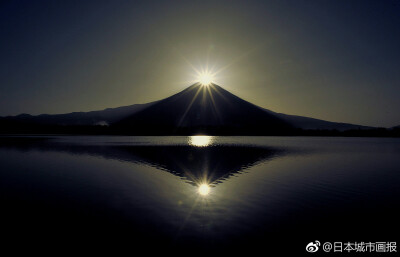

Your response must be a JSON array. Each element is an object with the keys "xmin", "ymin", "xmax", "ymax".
[{"xmin": 114, "ymin": 83, "xmax": 292, "ymax": 135}]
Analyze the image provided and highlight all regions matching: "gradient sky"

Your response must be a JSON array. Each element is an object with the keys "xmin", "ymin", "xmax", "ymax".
[{"xmin": 1, "ymin": 0, "xmax": 399, "ymax": 127}]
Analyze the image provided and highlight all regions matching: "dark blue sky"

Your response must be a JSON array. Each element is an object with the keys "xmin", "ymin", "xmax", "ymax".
[{"xmin": 1, "ymin": 0, "xmax": 399, "ymax": 127}]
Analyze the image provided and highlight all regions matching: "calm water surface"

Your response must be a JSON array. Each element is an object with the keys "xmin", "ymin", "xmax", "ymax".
[{"xmin": 1, "ymin": 136, "xmax": 399, "ymax": 255}]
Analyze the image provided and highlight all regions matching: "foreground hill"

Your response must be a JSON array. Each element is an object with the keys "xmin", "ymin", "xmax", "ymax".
[
  {"xmin": 265, "ymin": 110, "xmax": 373, "ymax": 131},
  {"xmin": 0, "ymin": 102, "xmax": 155, "ymax": 128}
]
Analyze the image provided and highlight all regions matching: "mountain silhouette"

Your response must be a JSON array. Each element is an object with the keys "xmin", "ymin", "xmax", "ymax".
[
  {"xmin": 0, "ymin": 83, "xmax": 379, "ymax": 135},
  {"xmin": 114, "ymin": 83, "xmax": 292, "ymax": 134}
]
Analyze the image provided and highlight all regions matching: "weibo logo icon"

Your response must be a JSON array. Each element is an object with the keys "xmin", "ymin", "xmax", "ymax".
[{"xmin": 306, "ymin": 241, "xmax": 320, "ymax": 253}]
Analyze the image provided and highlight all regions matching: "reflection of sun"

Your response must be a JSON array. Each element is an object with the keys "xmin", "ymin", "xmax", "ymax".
[
  {"xmin": 198, "ymin": 72, "xmax": 214, "ymax": 86},
  {"xmin": 198, "ymin": 184, "xmax": 210, "ymax": 196},
  {"xmin": 189, "ymin": 135, "xmax": 214, "ymax": 147}
]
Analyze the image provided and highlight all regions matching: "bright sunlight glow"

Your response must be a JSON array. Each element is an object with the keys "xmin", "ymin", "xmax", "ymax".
[
  {"xmin": 198, "ymin": 184, "xmax": 211, "ymax": 196},
  {"xmin": 189, "ymin": 135, "xmax": 214, "ymax": 147},
  {"xmin": 198, "ymin": 72, "xmax": 214, "ymax": 86}
]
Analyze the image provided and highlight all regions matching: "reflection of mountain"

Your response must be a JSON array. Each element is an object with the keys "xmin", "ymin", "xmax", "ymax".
[
  {"xmin": 0, "ymin": 137, "xmax": 286, "ymax": 185},
  {"xmin": 0, "ymin": 83, "xmax": 375, "ymax": 134},
  {"xmin": 112, "ymin": 145, "xmax": 284, "ymax": 185}
]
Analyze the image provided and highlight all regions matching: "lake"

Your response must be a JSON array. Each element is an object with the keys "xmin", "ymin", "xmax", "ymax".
[{"xmin": 0, "ymin": 136, "xmax": 399, "ymax": 255}]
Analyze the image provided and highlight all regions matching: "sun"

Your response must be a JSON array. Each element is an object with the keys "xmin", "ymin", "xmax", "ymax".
[
  {"xmin": 198, "ymin": 184, "xmax": 211, "ymax": 196},
  {"xmin": 198, "ymin": 72, "xmax": 214, "ymax": 86}
]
